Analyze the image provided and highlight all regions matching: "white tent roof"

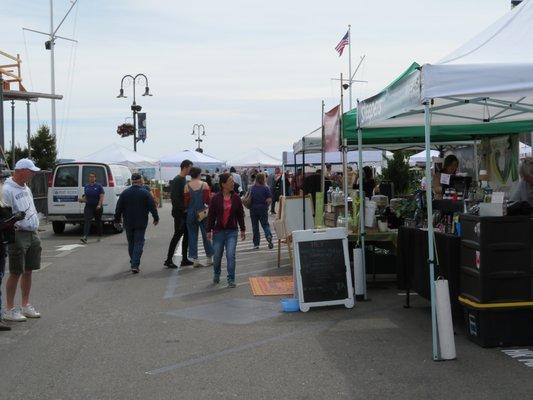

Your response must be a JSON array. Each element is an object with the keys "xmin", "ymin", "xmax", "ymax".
[
  {"xmin": 159, "ymin": 150, "xmax": 225, "ymax": 168},
  {"xmin": 408, "ymin": 150, "xmax": 440, "ymax": 166},
  {"xmin": 358, "ymin": 0, "xmax": 533, "ymax": 132},
  {"xmin": 78, "ymin": 143, "xmax": 158, "ymax": 169},
  {"xmin": 229, "ymin": 148, "xmax": 281, "ymax": 167}
]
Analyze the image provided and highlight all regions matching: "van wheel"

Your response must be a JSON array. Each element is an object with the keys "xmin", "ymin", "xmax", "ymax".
[
  {"xmin": 52, "ymin": 221, "xmax": 66, "ymax": 234},
  {"xmin": 112, "ymin": 224, "xmax": 123, "ymax": 234}
]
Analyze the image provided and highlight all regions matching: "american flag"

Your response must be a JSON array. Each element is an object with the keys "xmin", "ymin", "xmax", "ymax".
[{"xmin": 335, "ymin": 31, "xmax": 349, "ymax": 56}]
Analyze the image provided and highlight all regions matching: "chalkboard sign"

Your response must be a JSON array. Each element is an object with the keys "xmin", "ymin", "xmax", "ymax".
[{"xmin": 293, "ymin": 228, "xmax": 354, "ymax": 312}]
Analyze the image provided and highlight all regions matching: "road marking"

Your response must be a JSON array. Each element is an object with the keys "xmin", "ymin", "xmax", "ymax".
[
  {"xmin": 501, "ymin": 348, "xmax": 533, "ymax": 369},
  {"xmin": 56, "ymin": 244, "xmax": 85, "ymax": 252},
  {"xmin": 164, "ymin": 269, "xmax": 180, "ymax": 300},
  {"xmin": 145, "ymin": 322, "xmax": 333, "ymax": 375}
]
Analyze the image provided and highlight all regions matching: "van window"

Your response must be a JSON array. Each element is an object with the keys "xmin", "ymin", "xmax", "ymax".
[
  {"xmin": 82, "ymin": 166, "xmax": 108, "ymax": 186},
  {"xmin": 54, "ymin": 166, "xmax": 79, "ymax": 187}
]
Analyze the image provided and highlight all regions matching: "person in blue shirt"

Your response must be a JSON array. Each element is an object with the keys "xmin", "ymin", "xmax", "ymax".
[
  {"xmin": 79, "ymin": 172, "xmax": 105, "ymax": 244},
  {"xmin": 114, "ymin": 173, "xmax": 159, "ymax": 273}
]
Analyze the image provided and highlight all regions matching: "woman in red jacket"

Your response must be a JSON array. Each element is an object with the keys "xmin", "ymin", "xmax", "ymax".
[{"xmin": 206, "ymin": 173, "xmax": 246, "ymax": 287}]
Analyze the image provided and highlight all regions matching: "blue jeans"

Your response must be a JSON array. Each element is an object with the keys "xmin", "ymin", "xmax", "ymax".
[
  {"xmin": 250, "ymin": 208, "xmax": 272, "ymax": 247},
  {"xmin": 187, "ymin": 220, "xmax": 214, "ymax": 260},
  {"xmin": 213, "ymin": 230, "xmax": 238, "ymax": 282},
  {"xmin": 125, "ymin": 227, "xmax": 146, "ymax": 268},
  {"xmin": 0, "ymin": 244, "xmax": 6, "ymax": 315}
]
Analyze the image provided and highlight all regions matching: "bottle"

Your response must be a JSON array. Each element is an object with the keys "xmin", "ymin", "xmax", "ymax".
[{"xmin": 327, "ymin": 186, "xmax": 333, "ymax": 204}]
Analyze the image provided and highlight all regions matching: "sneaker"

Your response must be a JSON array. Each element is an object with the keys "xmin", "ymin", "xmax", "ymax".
[
  {"xmin": 0, "ymin": 320, "xmax": 11, "ymax": 331},
  {"xmin": 164, "ymin": 260, "xmax": 178, "ymax": 269},
  {"xmin": 22, "ymin": 304, "xmax": 41, "ymax": 319},
  {"xmin": 206, "ymin": 256, "xmax": 213, "ymax": 266},
  {"xmin": 267, "ymin": 238, "xmax": 274, "ymax": 249},
  {"xmin": 3, "ymin": 307, "xmax": 27, "ymax": 322},
  {"xmin": 193, "ymin": 259, "xmax": 203, "ymax": 268},
  {"xmin": 180, "ymin": 259, "xmax": 194, "ymax": 267},
  {"xmin": 131, "ymin": 267, "xmax": 140, "ymax": 274},
  {"xmin": 253, "ymin": 246, "xmax": 260, "ymax": 250},
  {"xmin": 213, "ymin": 275, "xmax": 220, "ymax": 284},
  {"xmin": 227, "ymin": 281, "xmax": 236, "ymax": 288},
  {"xmin": 80, "ymin": 237, "xmax": 88, "ymax": 244}
]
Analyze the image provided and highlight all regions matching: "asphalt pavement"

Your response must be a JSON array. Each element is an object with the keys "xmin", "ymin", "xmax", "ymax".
[{"xmin": 0, "ymin": 202, "xmax": 531, "ymax": 400}]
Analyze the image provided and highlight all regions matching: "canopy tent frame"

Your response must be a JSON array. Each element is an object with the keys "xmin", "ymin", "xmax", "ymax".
[{"xmin": 350, "ymin": 61, "xmax": 533, "ymax": 360}]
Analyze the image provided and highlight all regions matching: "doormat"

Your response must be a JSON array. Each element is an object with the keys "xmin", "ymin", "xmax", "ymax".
[{"xmin": 249, "ymin": 276, "xmax": 294, "ymax": 296}]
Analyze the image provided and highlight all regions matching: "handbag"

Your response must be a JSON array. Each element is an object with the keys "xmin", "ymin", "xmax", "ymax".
[
  {"xmin": 242, "ymin": 190, "xmax": 252, "ymax": 209},
  {"xmin": 197, "ymin": 207, "xmax": 208, "ymax": 222}
]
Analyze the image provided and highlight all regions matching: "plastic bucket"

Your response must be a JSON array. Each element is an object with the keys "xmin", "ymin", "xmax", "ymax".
[
  {"xmin": 365, "ymin": 201, "xmax": 377, "ymax": 228},
  {"xmin": 280, "ymin": 298, "xmax": 300, "ymax": 312}
]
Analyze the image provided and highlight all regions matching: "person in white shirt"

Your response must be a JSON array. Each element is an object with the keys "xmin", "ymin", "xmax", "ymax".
[
  {"xmin": 2, "ymin": 159, "xmax": 42, "ymax": 322},
  {"xmin": 229, "ymin": 167, "xmax": 242, "ymax": 191}
]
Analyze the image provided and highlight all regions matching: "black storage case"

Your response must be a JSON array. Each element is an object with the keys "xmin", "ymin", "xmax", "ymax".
[
  {"xmin": 460, "ymin": 296, "xmax": 533, "ymax": 348},
  {"xmin": 460, "ymin": 215, "xmax": 533, "ymax": 303}
]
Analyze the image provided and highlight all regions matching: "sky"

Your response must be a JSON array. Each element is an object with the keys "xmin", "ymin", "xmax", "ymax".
[{"xmin": 0, "ymin": 0, "xmax": 512, "ymax": 163}]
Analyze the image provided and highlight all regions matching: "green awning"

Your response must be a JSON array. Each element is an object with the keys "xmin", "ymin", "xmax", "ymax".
[{"xmin": 342, "ymin": 108, "xmax": 533, "ymax": 145}]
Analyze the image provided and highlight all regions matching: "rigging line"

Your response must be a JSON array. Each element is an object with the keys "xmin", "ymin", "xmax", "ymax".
[
  {"xmin": 59, "ymin": 0, "xmax": 80, "ymax": 157},
  {"xmin": 22, "ymin": 29, "xmax": 41, "ymax": 127}
]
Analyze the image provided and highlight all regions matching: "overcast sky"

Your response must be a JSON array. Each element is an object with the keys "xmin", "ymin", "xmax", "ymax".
[{"xmin": 1, "ymin": 0, "xmax": 511, "ymax": 162}]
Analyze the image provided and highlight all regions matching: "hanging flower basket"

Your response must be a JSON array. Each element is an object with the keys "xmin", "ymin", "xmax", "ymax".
[{"xmin": 117, "ymin": 123, "xmax": 135, "ymax": 138}]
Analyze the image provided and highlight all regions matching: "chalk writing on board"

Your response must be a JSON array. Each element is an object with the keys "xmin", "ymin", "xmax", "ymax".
[{"xmin": 298, "ymin": 239, "xmax": 348, "ymax": 303}]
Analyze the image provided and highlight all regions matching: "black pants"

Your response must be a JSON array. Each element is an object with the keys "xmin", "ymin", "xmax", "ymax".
[
  {"xmin": 166, "ymin": 212, "xmax": 189, "ymax": 262},
  {"xmin": 83, "ymin": 204, "xmax": 103, "ymax": 238}
]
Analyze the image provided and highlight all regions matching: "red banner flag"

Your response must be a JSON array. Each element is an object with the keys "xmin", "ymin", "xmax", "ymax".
[{"xmin": 324, "ymin": 105, "xmax": 341, "ymax": 152}]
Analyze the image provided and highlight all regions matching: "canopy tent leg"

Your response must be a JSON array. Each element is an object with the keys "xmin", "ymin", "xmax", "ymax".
[
  {"xmin": 0, "ymin": 77, "xmax": 4, "ymax": 155},
  {"xmin": 343, "ymin": 139, "xmax": 349, "ymax": 222},
  {"xmin": 356, "ymin": 100, "xmax": 367, "ymax": 300},
  {"xmin": 282, "ymin": 160, "xmax": 286, "ymax": 198},
  {"xmin": 321, "ymin": 100, "xmax": 325, "ymax": 205},
  {"xmin": 424, "ymin": 101, "xmax": 441, "ymax": 361},
  {"xmin": 26, "ymin": 100, "xmax": 31, "ymax": 158},
  {"xmin": 302, "ymin": 137, "xmax": 306, "ymax": 230},
  {"xmin": 473, "ymin": 139, "xmax": 478, "ymax": 182},
  {"xmin": 11, "ymin": 100, "xmax": 15, "ymax": 169}
]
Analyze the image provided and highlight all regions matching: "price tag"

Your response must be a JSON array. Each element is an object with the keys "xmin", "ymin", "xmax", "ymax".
[{"xmin": 440, "ymin": 173, "xmax": 451, "ymax": 185}]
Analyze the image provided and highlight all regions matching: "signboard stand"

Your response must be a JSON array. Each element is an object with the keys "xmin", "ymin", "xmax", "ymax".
[{"xmin": 292, "ymin": 227, "xmax": 354, "ymax": 312}]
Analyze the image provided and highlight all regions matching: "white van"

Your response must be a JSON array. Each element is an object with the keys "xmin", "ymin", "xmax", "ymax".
[{"xmin": 47, "ymin": 162, "xmax": 132, "ymax": 234}]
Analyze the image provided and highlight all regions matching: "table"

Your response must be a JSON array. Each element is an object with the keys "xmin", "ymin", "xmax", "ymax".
[
  {"xmin": 396, "ymin": 227, "xmax": 462, "ymax": 316},
  {"xmin": 348, "ymin": 229, "xmax": 398, "ymax": 281}
]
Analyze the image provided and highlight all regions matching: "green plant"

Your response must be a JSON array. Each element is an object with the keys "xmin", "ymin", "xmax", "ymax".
[
  {"xmin": 30, "ymin": 125, "xmax": 57, "ymax": 170},
  {"xmin": 381, "ymin": 151, "xmax": 412, "ymax": 195},
  {"xmin": 395, "ymin": 198, "xmax": 417, "ymax": 219}
]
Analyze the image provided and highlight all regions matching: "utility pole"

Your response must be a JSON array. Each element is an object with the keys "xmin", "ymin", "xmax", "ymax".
[{"xmin": 23, "ymin": 0, "xmax": 79, "ymax": 139}]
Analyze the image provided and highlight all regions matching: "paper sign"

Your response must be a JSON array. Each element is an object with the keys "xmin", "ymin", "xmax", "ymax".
[
  {"xmin": 491, "ymin": 192, "xmax": 505, "ymax": 204},
  {"xmin": 440, "ymin": 173, "xmax": 451, "ymax": 185}
]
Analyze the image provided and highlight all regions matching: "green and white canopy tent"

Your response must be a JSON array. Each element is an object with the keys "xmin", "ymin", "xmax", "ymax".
[{"xmin": 343, "ymin": 0, "xmax": 533, "ymax": 361}]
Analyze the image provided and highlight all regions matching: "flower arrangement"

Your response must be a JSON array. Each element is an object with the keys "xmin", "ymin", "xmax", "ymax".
[{"xmin": 117, "ymin": 123, "xmax": 135, "ymax": 138}]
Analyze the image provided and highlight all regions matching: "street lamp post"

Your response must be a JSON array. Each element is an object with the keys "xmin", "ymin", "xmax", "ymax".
[
  {"xmin": 117, "ymin": 73, "xmax": 152, "ymax": 151},
  {"xmin": 192, "ymin": 124, "xmax": 206, "ymax": 153}
]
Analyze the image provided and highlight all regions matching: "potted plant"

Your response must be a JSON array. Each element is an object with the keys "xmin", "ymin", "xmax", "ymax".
[{"xmin": 117, "ymin": 123, "xmax": 135, "ymax": 138}]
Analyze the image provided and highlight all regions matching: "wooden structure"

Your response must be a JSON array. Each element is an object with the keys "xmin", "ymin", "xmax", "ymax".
[{"xmin": 0, "ymin": 50, "xmax": 26, "ymax": 92}]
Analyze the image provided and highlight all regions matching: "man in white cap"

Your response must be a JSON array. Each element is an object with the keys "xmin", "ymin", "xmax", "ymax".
[{"xmin": 2, "ymin": 159, "xmax": 42, "ymax": 322}]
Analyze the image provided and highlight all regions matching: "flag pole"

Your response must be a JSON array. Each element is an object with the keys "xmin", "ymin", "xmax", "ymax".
[{"xmin": 348, "ymin": 24, "xmax": 352, "ymax": 111}]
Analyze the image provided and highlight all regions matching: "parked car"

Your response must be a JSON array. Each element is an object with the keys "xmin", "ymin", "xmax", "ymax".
[{"xmin": 47, "ymin": 162, "xmax": 132, "ymax": 234}]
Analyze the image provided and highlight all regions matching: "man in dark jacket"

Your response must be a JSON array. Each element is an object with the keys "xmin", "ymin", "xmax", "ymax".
[
  {"xmin": 115, "ymin": 173, "xmax": 159, "ymax": 273},
  {"xmin": 164, "ymin": 159, "xmax": 193, "ymax": 269}
]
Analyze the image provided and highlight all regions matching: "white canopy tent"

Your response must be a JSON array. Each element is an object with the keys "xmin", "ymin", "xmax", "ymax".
[
  {"xmin": 78, "ymin": 143, "xmax": 158, "ymax": 170},
  {"xmin": 409, "ymin": 150, "xmax": 440, "ymax": 166},
  {"xmin": 353, "ymin": 0, "xmax": 533, "ymax": 361},
  {"xmin": 228, "ymin": 148, "xmax": 281, "ymax": 168},
  {"xmin": 159, "ymin": 150, "xmax": 225, "ymax": 181}
]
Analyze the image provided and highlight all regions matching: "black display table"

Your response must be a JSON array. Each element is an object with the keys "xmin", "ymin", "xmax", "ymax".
[{"xmin": 397, "ymin": 227, "xmax": 462, "ymax": 316}]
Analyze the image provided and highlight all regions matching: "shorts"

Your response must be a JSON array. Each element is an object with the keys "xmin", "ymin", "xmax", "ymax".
[{"xmin": 8, "ymin": 231, "xmax": 42, "ymax": 274}]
